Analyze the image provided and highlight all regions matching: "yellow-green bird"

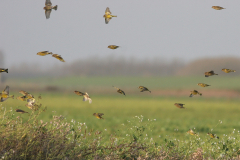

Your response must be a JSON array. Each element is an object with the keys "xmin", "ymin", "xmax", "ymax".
[
  {"xmin": 17, "ymin": 96, "xmax": 28, "ymax": 101},
  {"xmin": 189, "ymin": 90, "xmax": 202, "ymax": 97},
  {"xmin": 174, "ymin": 103, "xmax": 185, "ymax": 109},
  {"xmin": 0, "ymin": 68, "xmax": 8, "ymax": 73},
  {"xmin": 37, "ymin": 51, "xmax": 53, "ymax": 56},
  {"xmin": 52, "ymin": 54, "xmax": 65, "ymax": 62},
  {"xmin": 113, "ymin": 86, "xmax": 125, "ymax": 96},
  {"xmin": 187, "ymin": 129, "xmax": 197, "ymax": 136},
  {"xmin": 74, "ymin": 91, "xmax": 92, "ymax": 103},
  {"xmin": 15, "ymin": 109, "xmax": 28, "ymax": 114},
  {"xmin": 25, "ymin": 98, "xmax": 36, "ymax": 109},
  {"xmin": 108, "ymin": 45, "xmax": 119, "ymax": 50},
  {"xmin": 0, "ymin": 86, "xmax": 14, "ymax": 102},
  {"xmin": 19, "ymin": 90, "xmax": 34, "ymax": 99},
  {"xmin": 207, "ymin": 133, "xmax": 219, "ymax": 139},
  {"xmin": 222, "ymin": 68, "xmax": 236, "ymax": 73},
  {"xmin": 212, "ymin": 6, "xmax": 225, "ymax": 10},
  {"xmin": 44, "ymin": 0, "xmax": 57, "ymax": 19},
  {"xmin": 138, "ymin": 86, "xmax": 151, "ymax": 93},
  {"xmin": 103, "ymin": 7, "xmax": 117, "ymax": 24},
  {"xmin": 93, "ymin": 113, "xmax": 104, "ymax": 119},
  {"xmin": 205, "ymin": 70, "xmax": 218, "ymax": 77},
  {"xmin": 197, "ymin": 83, "xmax": 211, "ymax": 87}
]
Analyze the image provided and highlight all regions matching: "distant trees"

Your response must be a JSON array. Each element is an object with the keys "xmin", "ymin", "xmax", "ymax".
[{"xmin": 6, "ymin": 56, "xmax": 240, "ymax": 78}]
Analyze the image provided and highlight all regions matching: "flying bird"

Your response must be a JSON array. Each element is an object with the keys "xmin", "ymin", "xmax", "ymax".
[
  {"xmin": 25, "ymin": 98, "xmax": 36, "ymax": 109},
  {"xmin": 15, "ymin": 109, "xmax": 28, "ymax": 114},
  {"xmin": 93, "ymin": 113, "xmax": 104, "ymax": 119},
  {"xmin": 197, "ymin": 83, "xmax": 211, "ymax": 87},
  {"xmin": 17, "ymin": 96, "xmax": 28, "ymax": 101},
  {"xmin": 0, "ymin": 86, "xmax": 14, "ymax": 102},
  {"xmin": 103, "ymin": 7, "xmax": 117, "ymax": 24},
  {"xmin": 74, "ymin": 91, "xmax": 92, "ymax": 103},
  {"xmin": 138, "ymin": 86, "xmax": 151, "ymax": 93},
  {"xmin": 108, "ymin": 45, "xmax": 119, "ymax": 50},
  {"xmin": 37, "ymin": 51, "xmax": 53, "ymax": 56},
  {"xmin": 174, "ymin": 103, "xmax": 185, "ymax": 109},
  {"xmin": 52, "ymin": 54, "xmax": 65, "ymax": 62},
  {"xmin": 113, "ymin": 86, "xmax": 125, "ymax": 96},
  {"xmin": 205, "ymin": 70, "xmax": 218, "ymax": 77},
  {"xmin": 222, "ymin": 68, "xmax": 236, "ymax": 73},
  {"xmin": 207, "ymin": 133, "xmax": 219, "ymax": 139},
  {"xmin": 189, "ymin": 90, "xmax": 202, "ymax": 97},
  {"xmin": 44, "ymin": 0, "xmax": 58, "ymax": 19},
  {"xmin": 187, "ymin": 129, "xmax": 197, "ymax": 136},
  {"xmin": 212, "ymin": 6, "xmax": 225, "ymax": 10},
  {"xmin": 0, "ymin": 68, "xmax": 8, "ymax": 73},
  {"xmin": 19, "ymin": 90, "xmax": 34, "ymax": 99}
]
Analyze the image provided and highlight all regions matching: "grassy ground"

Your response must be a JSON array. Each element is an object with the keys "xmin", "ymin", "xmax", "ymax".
[
  {"xmin": 5, "ymin": 75, "xmax": 240, "ymax": 90},
  {"xmin": 2, "ymin": 93, "xmax": 240, "ymax": 143}
]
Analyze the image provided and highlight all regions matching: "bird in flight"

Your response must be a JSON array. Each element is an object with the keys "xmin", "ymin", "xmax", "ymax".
[
  {"xmin": 44, "ymin": 0, "xmax": 58, "ymax": 19},
  {"xmin": 103, "ymin": 7, "xmax": 117, "ymax": 24}
]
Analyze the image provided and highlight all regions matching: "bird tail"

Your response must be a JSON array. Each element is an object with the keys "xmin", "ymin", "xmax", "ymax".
[
  {"xmin": 232, "ymin": 70, "xmax": 236, "ymax": 72},
  {"xmin": 215, "ymin": 74, "xmax": 218, "ymax": 75},
  {"xmin": 189, "ymin": 94, "xmax": 193, "ymax": 97},
  {"xmin": 205, "ymin": 75, "xmax": 209, "ymax": 77},
  {"xmin": 53, "ymin": 5, "xmax": 58, "ymax": 10},
  {"xmin": 199, "ymin": 93, "xmax": 202, "ymax": 96},
  {"xmin": 149, "ymin": 91, "xmax": 151, "ymax": 93},
  {"xmin": 112, "ymin": 15, "xmax": 117, "ymax": 17},
  {"xmin": 5, "ymin": 69, "xmax": 8, "ymax": 73}
]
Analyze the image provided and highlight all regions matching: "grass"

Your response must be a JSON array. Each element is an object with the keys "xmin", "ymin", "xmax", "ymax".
[
  {"xmin": 5, "ymin": 75, "xmax": 240, "ymax": 90},
  {"xmin": 1, "ymin": 94, "xmax": 240, "ymax": 159},
  {"xmin": 2, "ymin": 93, "xmax": 240, "ymax": 142}
]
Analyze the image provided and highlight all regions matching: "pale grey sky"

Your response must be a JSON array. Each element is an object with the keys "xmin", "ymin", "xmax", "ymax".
[{"xmin": 1, "ymin": 0, "xmax": 240, "ymax": 68}]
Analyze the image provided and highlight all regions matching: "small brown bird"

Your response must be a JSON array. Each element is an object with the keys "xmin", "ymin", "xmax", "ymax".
[
  {"xmin": 222, "ymin": 68, "xmax": 236, "ymax": 73},
  {"xmin": 138, "ymin": 86, "xmax": 151, "ymax": 93},
  {"xmin": 0, "ymin": 86, "xmax": 14, "ymax": 102},
  {"xmin": 187, "ymin": 129, "xmax": 197, "ymax": 136},
  {"xmin": 108, "ymin": 45, "xmax": 119, "ymax": 50},
  {"xmin": 44, "ymin": 0, "xmax": 58, "ymax": 19},
  {"xmin": 0, "ymin": 68, "xmax": 8, "ymax": 73},
  {"xmin": 103, "ymin": 7, "xmax": 117, "ymax": 24},
  {"xmin": 189, "ymin": 90, "xmax": 202, "ymax": 97},
  {"xmin": 74, "ymin": 91, "xmax": 92, "ymax": 103},
  {"xmin": 205, "ymin": 70, "xmax": 218, "ymax": 77},
  {"xmin": 208, "ymin": 133, "xmax": 219, "ymax": 139},
  {"xmin": 93, "ymin": 113, "xmax": 104, "ymax": 119},
  {"xmin": 52, "ymin": 54, "xmax": 65, "ymax": 62},
  {"xmin": 113, "ymin": 86, "xmax": 125, "ymax": 96},
  {"xmin": 212, "ymin": 6, "xmax": 225, "ymax": 10},
  {"xmin": 37, "ymin": 51, "xmax": 53, "ymax": 56},
  {"xmin": 15, "ymin": 109, "xmax": 28, "ymax": 114},
  {"xmin": 174, "ymin": 103, "xmax": 185, "ymax": 109},
  {"xmin": 197, "ymin": 83, "xmax": 211, "ymax": 87}
]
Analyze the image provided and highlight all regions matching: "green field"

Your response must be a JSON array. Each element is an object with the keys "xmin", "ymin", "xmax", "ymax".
[
  {"xmin": 1, "ymin": 76, "xmax": 240, "ymax": 158},
  {"xmin": 2, "ymin": 93, "xmax": 240, "ymax": 143},
  {"xmin": 5, "ymin": 75, "xmax": 240, "ymax": 90}
]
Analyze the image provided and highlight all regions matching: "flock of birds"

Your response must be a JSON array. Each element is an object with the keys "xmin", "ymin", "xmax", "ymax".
[{"xmin": 0, "ymin": 1, "xmax": 236, "ymax": 137}]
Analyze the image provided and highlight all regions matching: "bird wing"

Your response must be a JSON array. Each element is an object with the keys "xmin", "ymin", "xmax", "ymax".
[
  {"xmin": 83, "ymin": 96, "xmax": 87, "ymax": 101},
  {"xmin": 88, "ymin": 98, "xmax": 92, "ymax": 104},
  {"xmin": 105, "ymin": 7, "xmax": 111, "ymax": 15},
  {"xmin": 113, "ymin": 86, "xmax": 119, "ymax": 90},
  {"xmin": 105, "ymin": 18, "xmax": 111, "ymax": 24},
  {"xmin": 2, "ymin": 86, "xmax": 9, "ymax": 95},
  {"xmin": 45, "ymin": 10, "xmax": 51, "ymax": 19},
  {"xmin": 121, "ymin": 90, "xmax": 126, "ymax": 95},
  {"xmin": 98, "ymin": 113, "xmax": 104, "ymax": 116},
  {"xmin": 45, "ymin": 0, "xmax": 52, "ymax": 5},
  {"xmin": 0, "ymin": 97, "xmax": 8, "ymax": 102},
  {"xmin": 74, "ymin": 91, "xmax": 84, "ymax": 96}
]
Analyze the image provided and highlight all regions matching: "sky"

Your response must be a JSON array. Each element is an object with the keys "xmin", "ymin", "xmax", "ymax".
[{"xmin": 1, "ymin": 0, "xmax": 240, "ymax": 68}]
